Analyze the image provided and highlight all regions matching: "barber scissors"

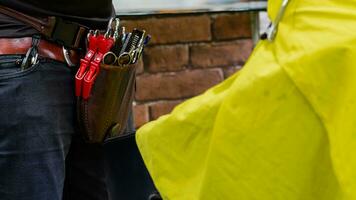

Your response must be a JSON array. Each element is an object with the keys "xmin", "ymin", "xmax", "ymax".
[{"xmin": 103, "ymin": 51, "xmax": 132, "ymax": 66}]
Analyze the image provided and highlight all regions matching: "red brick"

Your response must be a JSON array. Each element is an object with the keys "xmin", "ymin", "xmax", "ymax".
[
  {"xmin": 136, "ymin": 57, "xmax": 144, "ymax": 74},
  {"xmin": 135, "ymin": 69, "xmax": 224, "ymax": 101},
  {"xmin": 223, "ymin": 66, "xmax": 243, "ymax": 79},
  {"xmin": 144, "ymin": 45, "xmax": 189, "ymax": 72},
  {"xmin": 133, "ymin": 104, "xmax": 149, "ymax": 128},
  {"xmin": 150, "ymin": 100, "xmax": 183, "ymax": 120},
  {"xmin": 213, "ymin": 13, "xmax": 252, "ymax": 40},
  {"xmin": 121, "ymin": 15, "xmax": 211, "ymax": 45},
  {"xmin": 190, "ymin": 40, "xmax": 253, "ymax": 68}
]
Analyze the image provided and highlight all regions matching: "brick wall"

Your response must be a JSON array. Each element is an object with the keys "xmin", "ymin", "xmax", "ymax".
[{"xmin": 120, "ymin": 12, "xmax": 255, "ymax": 128}]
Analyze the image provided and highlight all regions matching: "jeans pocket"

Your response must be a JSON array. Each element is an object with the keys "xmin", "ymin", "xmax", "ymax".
[{"xmin": 0, "ymin": 54, "xmax": 41, "ymax": 80}]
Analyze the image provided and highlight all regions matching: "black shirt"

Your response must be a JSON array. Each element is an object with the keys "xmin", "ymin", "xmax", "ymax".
[{"xmin": 0, "ymin": 0, "xmax": 115, "ymax": 37}]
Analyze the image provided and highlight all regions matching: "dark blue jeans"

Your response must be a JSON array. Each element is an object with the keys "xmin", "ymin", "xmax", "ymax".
[{"xmin": 0, "ymin": 55, "xmax": 108, "ymax": 200}]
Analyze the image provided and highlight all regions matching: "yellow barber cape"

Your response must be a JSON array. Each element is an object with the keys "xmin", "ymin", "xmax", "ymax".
[{"xmin": 136, "ymin": 0, "xmax": 356, "ymax": 199}]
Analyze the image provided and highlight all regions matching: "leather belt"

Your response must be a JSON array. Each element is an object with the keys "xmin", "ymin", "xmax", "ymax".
[{"xmin": 0, "ymin": 37, "xmax": 80, "ymax": 66}]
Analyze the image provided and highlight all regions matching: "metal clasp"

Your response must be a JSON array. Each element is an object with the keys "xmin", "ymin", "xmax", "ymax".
[{"xmin": 21, "ymin": 35, "xmax": 40, "ymax": 70}]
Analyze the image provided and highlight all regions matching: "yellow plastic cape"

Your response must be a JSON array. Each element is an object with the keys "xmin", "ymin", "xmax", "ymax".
[{"xmin": 136, "ymin": 0, "xmax": 356, "ymax": 199}]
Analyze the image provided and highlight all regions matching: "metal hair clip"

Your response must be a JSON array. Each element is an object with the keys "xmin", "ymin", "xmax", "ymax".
[{"xmin": 267, "ymin": 0, "xmax": 290, "ymax": 41}]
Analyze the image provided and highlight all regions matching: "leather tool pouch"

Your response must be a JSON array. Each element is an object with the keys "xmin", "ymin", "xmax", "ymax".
[{"xmin": 77, "ymin": 63, "xmax": 137, "ymax": 143}]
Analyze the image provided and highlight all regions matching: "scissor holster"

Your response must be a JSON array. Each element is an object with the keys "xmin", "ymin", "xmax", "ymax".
[{"xmin": 77, "ymin": 63, "xmax": 137, "ymax": 143}]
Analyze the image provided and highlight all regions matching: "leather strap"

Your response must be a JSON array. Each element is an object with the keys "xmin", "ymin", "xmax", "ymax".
[
  {"xmin": 0, "ymin": 5, "xmax": 55, "ymax": 36},
  {"xmin": 0, "ymin": 5, "xmax": 88, "ymax": 49},
  {"xmin": 0, "ymin": 38, "xmax": 79, "ymax": 65}
]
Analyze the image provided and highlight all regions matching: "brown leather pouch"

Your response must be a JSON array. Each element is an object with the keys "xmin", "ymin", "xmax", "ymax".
[{"xmin": 77, "ymin": 63, "xmax": 137, "ymax": 143}]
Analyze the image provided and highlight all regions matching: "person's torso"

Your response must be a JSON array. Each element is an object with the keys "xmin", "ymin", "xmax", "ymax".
[{"xmin": 0, "ymin": 0, "xmax": 114, "ymax": 38}]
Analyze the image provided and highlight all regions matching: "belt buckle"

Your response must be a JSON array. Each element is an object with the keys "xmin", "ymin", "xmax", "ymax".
[{"xmin": 62, "ymin": 47, "xmax": 76, "ymax": 67}]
